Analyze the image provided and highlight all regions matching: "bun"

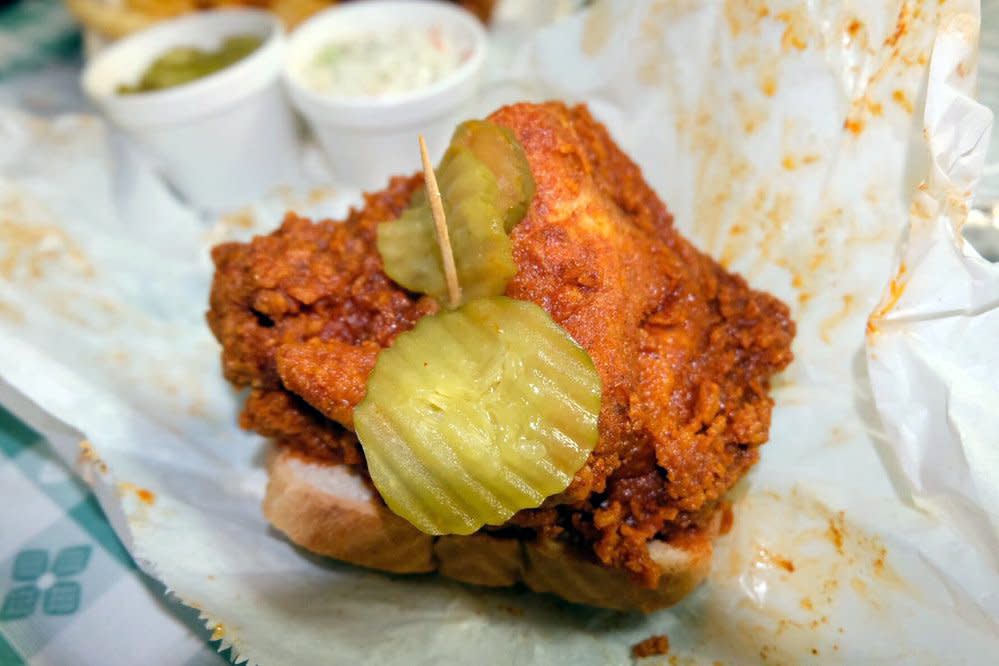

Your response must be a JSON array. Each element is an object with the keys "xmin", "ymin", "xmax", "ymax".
[
  {"xmin": 263, "ymin": 448, "xmax": 719, "ymax": 611},
  {"xmin": 65, "ymin": 0, "xmax": 156, "ymax": 39}
]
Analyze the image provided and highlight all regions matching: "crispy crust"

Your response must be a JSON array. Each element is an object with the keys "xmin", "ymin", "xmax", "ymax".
[
  {"xmin": 264, "ymin": 448, "xmax": 718, "ymax": 611},
  {"xmin": 208, "ymin": 102, "xmax": 795, "ymax": 586}
]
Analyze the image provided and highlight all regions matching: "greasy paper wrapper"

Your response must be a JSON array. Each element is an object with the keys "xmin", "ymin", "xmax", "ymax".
[{"xmin": 1, "ymin": 1, "xmax": 997, "ymax": 663}]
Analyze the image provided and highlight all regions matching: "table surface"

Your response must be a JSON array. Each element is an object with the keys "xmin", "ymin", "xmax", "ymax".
[{"xmin": 1, "ymin": 1, "xmax": 998, "ymax": 664}]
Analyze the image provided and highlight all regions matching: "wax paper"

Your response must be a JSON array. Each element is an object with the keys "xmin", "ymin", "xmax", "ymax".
[{"xmin": 1, "ymin": 1, "xmax": 997, "ymax": 664}]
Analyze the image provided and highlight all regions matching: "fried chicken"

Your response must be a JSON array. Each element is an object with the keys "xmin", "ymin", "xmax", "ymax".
[{"xmin": 207, "ymin": 102, "xmax": 795, "ymax": 586}]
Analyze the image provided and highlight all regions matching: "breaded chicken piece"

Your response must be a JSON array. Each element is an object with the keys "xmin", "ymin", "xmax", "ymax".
[
  {"xmin": 207, "ymin": 102, "xmax": 795, "ymax": 585},
  {"xmin": 276, "ymin": 339, "xmax": 379, "ymax": 429}
]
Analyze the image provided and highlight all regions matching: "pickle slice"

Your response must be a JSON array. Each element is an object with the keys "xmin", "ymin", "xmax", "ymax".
[
  {"xmin": 355, "ymin": 296, "xmax": 602, "ymax": 535},
  {"xmin": 377, "ymin": 147, "xmax": 516, "ymax": 305},
  {"xmin": 449, "ymin": 120, "xmax": 535, "ymax": 231}
]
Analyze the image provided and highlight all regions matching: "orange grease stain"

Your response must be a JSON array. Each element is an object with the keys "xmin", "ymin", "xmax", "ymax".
[
  {"xmin": 119, "ymin": 482, "xmax": 156, "ymax": 506},
  {"xmin": 720, "ymin": 502, "xmax": 735, "ymax": 535},
  {"xmin": 827, "ymin": 512, "xmax": 846, "ymax": 555},
  {"xmin": 892, "ymin": 89, "xmax": 914, "ymax": 113},
  {"xmin": 758, "ymin": 547, "xmax": 796, "ymax": 573},
  {"xmin": 776, "ymin": 9, "xmax": 808, "ymax": 51},
  {"xmin": 885, "ymin": 2, "xmax": 911, "ymax": 48},
  {"xmin": 873, "ymin": 546, "xmax": 888, "ymax": 574},
  {"xmin": 867, "ymin": 261, "xmax": 907, "ymax": 335},
  {"xmin": 820, "ymin": 293, "xmax": 856, "ymax": 343}
]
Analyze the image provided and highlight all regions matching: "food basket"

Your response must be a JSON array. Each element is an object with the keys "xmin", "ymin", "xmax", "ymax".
[{"xmin": 64, "ymin": 0, "xmax": 494, "ymax": 41}]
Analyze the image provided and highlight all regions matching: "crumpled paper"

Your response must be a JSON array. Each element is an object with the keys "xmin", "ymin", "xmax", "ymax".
[
  {"xmin": 1, "ymin": 0, "xmax": 997, "ymax": 663},
  {"xmin": 866, "ymin": 9, "xmax": 999, "ymax": 608}
]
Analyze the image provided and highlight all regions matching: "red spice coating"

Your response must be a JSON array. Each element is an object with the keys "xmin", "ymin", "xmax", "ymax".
[{"xmin": 207, "ymin": 102, "xmax": 795, "ymax": 586}]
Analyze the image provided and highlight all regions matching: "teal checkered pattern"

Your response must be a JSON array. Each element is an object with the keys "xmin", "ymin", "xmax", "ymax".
[
  {"xmin": 0, "ymin": 0, "xmax": 81, "ymax": 79},
  {"xmin": 2, "ymin": 546, "xmax": 90, "ymax": 620},
  {"xmin": 0, "ymin": 405, "xmax": 234, "ymax": 665}
]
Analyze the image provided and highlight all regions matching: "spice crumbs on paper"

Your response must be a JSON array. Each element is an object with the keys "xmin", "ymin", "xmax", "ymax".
[
  {"xmin": 775, "ymin": 8, "xmax": 809, "ymax": 51},
  {"xmin": 885, "ymin": 2, "xmax": 912, "ymax": 49},
  {"xmin": 758, "ymin": 547, "xmax": 796, "ymax": 573},
  {"xmin": 119, "ymin": 482, "xmax": 156, "ymax": 505},
  {"xmin": 0, "ymin": 300, "xmax": 24, "ymax": 323},
  {"xmin": 761, "ymin": 75, "xmax": 777, "ymax": 97},
  {"xmin": 0, "ymin": 218, "xmax": 94, "ymax": 281},
  {"xmin": 892, "ymin": 89, "xmax": 914, "ymax": 113},
  {"xmin": 78, "ymin": 439, "xmax": 109, "ymax": 474},
  {"xmin": 819, "ymin": 293, "xmax": 856, "ymax": 343},
  {"xmin": 867, "ymin": 261, "xmax": 907, "ymax": 335},
  {"xmin": 632, "ymin": 634, "xmax": 670, "ymax": 658}
]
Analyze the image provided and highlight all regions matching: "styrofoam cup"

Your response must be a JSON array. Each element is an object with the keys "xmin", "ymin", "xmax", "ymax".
[
  {"xmin": 82, "ymin": 9, "xmax": 300, "ymax": 211},
  {"xmin": 283, "ymin": 0, "xmax": 487, "ymax": 191}
]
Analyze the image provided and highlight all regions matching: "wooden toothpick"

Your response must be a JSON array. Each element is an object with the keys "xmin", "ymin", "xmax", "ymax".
[{"xmin": 419, "ymin": 135, "xmax": 461, "ymax": 308}]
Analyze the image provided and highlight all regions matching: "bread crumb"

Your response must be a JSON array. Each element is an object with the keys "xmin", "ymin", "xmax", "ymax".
[{"xmin": 632, "ymin": 634, "xmax": 670, "ymax": 658}]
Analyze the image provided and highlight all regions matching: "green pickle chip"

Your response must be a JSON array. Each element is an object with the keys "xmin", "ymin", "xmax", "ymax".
[
  {"xmin": 354, "ymin": 297, "xmax": 602, "ymax": 535},
  {"xmin": 117, "ymin": 34, "xmax": 263, "ymax": 95},
  {"xmin": 376, "ymin": 120, "xmax": 535, "ymax": 306},
  {"xmin": 448, "ymin": 120, "xmax": 535, "ymax": 231},
  {"xmin": 378, "ymin": 146, "xmax": 516, "ymax": 304}
]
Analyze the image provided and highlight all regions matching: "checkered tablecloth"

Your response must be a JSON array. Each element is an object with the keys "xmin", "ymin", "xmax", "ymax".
[
  {"xmin": 0, "ymin": 402, "xmax": 232, "ymax": 665},
  {"xmin": 0, "ymin": 0, "xmax": 79, "ymax": 80}
]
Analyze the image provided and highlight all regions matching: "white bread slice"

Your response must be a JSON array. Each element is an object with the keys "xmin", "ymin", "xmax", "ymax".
[
  {"xmin": 264, "ymin": 448, "xmax": 719, "ymax": 611},
  {"xmin": 263, "ymin": 448, "xmax": 435, "ymax": 573}
]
